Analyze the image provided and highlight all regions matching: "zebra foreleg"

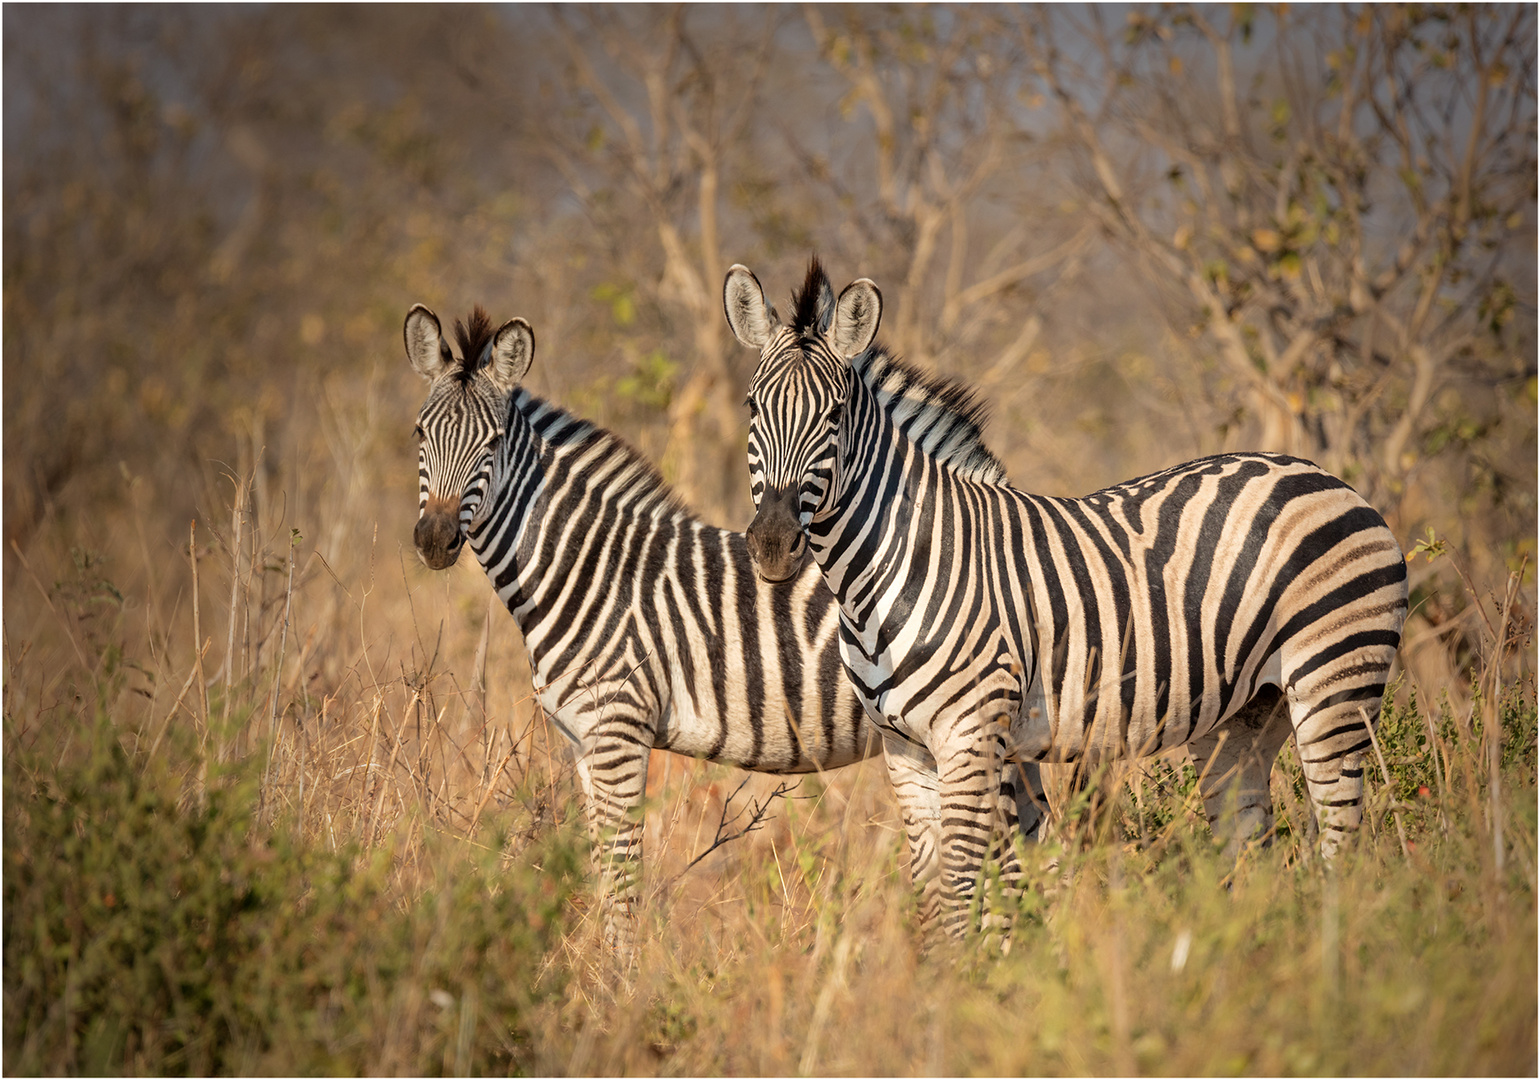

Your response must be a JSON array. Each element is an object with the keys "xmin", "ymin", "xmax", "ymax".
[
  {"xmin": 933, "ymin": 716, "xmax": 1010, "ymax": 943},
  {"xmin": 981, "ymin": 736, "xmax": 1034, "ymax": 951},
  {"xmin": 884, "ymin": 727, "xmax": 1037, "ymax": 949},
  {"xmin": 879, "ymin": 732, "xmax": 946, "ymax": 947},
  {"xmin": 573, "ymin": 732, "xmax": 651, "ymax": 966}
]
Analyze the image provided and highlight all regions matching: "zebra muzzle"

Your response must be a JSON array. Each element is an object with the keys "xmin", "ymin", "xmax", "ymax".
[
  {"xmin": 746, "ymin": 489, "xmax": 806, "ymax": 584},
  {"xmin": 415, "ymin": 496, "xmax": 464, "ymax": 570}
]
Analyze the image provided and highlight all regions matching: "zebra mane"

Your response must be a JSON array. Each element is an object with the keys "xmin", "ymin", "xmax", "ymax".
[
  {"xmin": 510, "ymin": 391, "xmax": 691, "ymax": 518},
  {"xmin": 789, "ymin": 255, "xmax": 828, "ymax": 335},
  {"xmin": 452, "ymin": 307, "xmax": 496, "ymax": 378},
  {"xmin": 852, "ymin": 345, "xmax": 1007, "ymax": 484}
]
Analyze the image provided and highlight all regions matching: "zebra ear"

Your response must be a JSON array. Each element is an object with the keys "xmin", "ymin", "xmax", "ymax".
[
  {"xmin": 404, "ymin": 304, "xmax": 453, "ymax": 380},
  {"xmin": 831, "ymin": 278, "xmax": 882, "ymax": 359},
  {"xmin": 723, "ymin": 264, "xmax": 776, "ymax": 349},
  {"xmin": 486, "ymin": 317, "xmax": 534, "ymax": 393}
]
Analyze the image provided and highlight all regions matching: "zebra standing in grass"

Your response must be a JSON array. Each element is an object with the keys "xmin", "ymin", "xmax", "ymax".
[
  {"xmin": 405, "ymin": 304, "xmax": 1043, "ymax": 958},
  {"xmin": 725, "ymin": 260, "xmax": 1408, "ymax": 940}
]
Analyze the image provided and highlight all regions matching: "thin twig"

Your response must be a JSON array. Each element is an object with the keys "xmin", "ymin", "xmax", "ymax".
[
  {"xmin": 1406, "ymin": 672, "xmax": 1451, "ymax": 833},
  {"xmin": 682, "ymin": 777, "xmax": 803, "ymax": 874},
  {"xmin": 221, "ymin": 467, "xmax": 249, "ymax": 752},
  {"xmin": 190, "ymin": 522, "xmax": 211, "ymax": 809},
  {"xmin": 1484, "ymin": 564, "xmax": 1523, "ymax": 875},
  {"xmin": 9, "ymin": 539, "xmax": 90, "ymax": 671},
  {"xmin": 259, "ymin": 530, "xmax": 299, "ymax": 816},
  {"xmin": 190, "ymin": 521, "xmax": 210, "ymax": 738},
  {"xmin": 366, "ymin": 700, "xmax": 410, "ymax": 850},
  {"xmin": 145, "ymin": 640, "xmax": 213, "ymax": 764},
  {"xmin": 356, "ymin": 692, "xmax": 385, "ymax": 838},
  {"xmin": 472, "ymin": 592, "xmax": 494, "ymax": 730},
  {"xmin": 467, "ymin": 742, "xmax": 519, "ymax": 838}
]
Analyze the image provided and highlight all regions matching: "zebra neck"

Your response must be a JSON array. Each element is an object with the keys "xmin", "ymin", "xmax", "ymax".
[
  {"xmin": 470, "ymin": 390, "xmax": 690, "ymax": 637},
  {"xmin": 808, "ymin": 381, "xmax": 932, "ymax": 617}
]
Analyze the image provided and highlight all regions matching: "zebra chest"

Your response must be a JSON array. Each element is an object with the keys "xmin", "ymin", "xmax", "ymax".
[
  {"xmin": 835, "ymin": 612, "xmax": 1025, "ymax": 742},
  {"xmin": 524, "ymin": 618, "xmax": 665, "ymax": 734}
]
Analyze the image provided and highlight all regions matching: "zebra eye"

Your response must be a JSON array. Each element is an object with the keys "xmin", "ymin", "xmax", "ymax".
[
  {"xmin": 743, "ymin": 397, "xmax": 758, "ymax": 418},
  {"xmin": 413, "ymin": 424, "xmax": 425, "ymax": 441}
]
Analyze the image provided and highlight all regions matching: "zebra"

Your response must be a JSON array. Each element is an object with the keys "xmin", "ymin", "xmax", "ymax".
[
  {"xmin": 724, "ymin": 259, "xmax": 1408, "ymax": 940},
  {"xmin": 404, "ymin": 303, "xmax": 1043, "ymax": 957}
]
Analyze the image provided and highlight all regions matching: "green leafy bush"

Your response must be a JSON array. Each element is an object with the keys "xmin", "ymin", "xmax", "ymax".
[{"xmin": 4, "ymin": 712, "xmax": 582, "ymax": 1075}]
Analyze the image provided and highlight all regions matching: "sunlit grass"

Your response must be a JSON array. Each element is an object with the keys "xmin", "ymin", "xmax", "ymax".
[{"xmin": 3, "ymin": 457, "xmax": 1534, "ymax": 1076}]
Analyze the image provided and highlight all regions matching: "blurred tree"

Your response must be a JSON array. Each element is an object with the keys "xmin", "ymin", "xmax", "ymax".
[
  {"xmin": 3, "ymin": 6, "xmax": 550, "ymax": 549},
  {"xmin": 1020, "ymin": 4, "xmax": 1536, "ymax": 526},
  {"xmin": 3, "ymin": 2, "xmax": 1533, "ymax": 592},
  {"xmin": 799, "ymin": 5, "xmax": 1094, "ymax": 388},
  {"xmin": 536, "ymin": 4, "xmax": 782, "ymax": 523}
]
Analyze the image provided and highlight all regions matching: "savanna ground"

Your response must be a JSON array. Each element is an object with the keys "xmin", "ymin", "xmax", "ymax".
[{"xmin": 5, "ymin": 5, "xmax": 1537, "ymax": 1076}]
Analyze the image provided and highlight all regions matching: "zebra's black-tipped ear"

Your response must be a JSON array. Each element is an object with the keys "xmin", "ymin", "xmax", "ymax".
[
  {"xmin": 405, "ymin": 304, "xmax": 454, "ymax": 380},
  {"xmin": 724, "ymin": 264, "xmax": 776, "ymax": 349},
  {"xmin": 831, "ymin": 278, "xmax": 881, "ymax": 359},
  {"xmin": 486, "ymin": 317, "xmax": 534, "ymax": 393}
]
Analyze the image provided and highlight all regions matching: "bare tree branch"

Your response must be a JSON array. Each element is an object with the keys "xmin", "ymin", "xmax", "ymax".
[{"xmin": 682, "ymin": 776, "xmax": 803, "ymax": 874}]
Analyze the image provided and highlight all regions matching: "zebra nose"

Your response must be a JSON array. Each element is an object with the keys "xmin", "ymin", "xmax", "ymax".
[
  {"xmin": 415, "ymin": 500, "xmax": 463, "ymax": 570},
  {"xmin": 746, "ymin": 489, "xmax": 805, "ymax": 584}
]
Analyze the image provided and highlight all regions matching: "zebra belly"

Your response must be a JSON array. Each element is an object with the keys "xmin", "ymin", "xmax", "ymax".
[
  {"xmin": 1009, "ymin": 646, "xmax": 1289, "ymax": 764},
  {"xmin": 533, "ymin": 656, "xmax": 757, "ymax": 766},
  {"xmin": 651, "ymin": 658, "xmax": 831, "ymax": 773}
]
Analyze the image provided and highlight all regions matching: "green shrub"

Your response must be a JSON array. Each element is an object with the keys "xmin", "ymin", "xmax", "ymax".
[{"xmin": 3, "ymin": 711, "xmax": 582, "ymax": 1075}]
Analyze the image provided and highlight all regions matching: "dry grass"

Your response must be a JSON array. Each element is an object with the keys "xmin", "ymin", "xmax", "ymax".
[{"xmin": 3, "ymin": 421, "xmax": 1535, "ymax": 1076}]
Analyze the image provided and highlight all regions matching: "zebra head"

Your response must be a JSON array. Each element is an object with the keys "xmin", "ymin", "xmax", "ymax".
[
  {"xmin": 724, "ymin": 259, "xmax": 882, "ymax": 584},
  {"xmin": 404, "ymin": 303, "xmax": 533, "ymax": 570}
]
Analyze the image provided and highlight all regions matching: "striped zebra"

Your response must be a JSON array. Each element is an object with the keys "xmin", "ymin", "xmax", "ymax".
[
  {"xmin": 724, "ymin": 260, "xmax": 1408, "ymax": 940},
  {"xmin": 404, "ymin": 304, "xmax": 1043, "ymax": 957}
]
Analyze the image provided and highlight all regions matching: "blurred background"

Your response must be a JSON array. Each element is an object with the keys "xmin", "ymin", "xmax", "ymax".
[
  {"xmin": 6, "ymin": 0, "xmax": 1537, "ymax": 879},
  {"xmin": 7, "ymin": 3, "xmax": 1536, "ymax": 618},
  {"xmin": 3, "ymin": 6, "xmax": 1535, "ymax": 1073},
  {"xmin": 6, "ymin": 5, "xmax": 1534, "ymax": 668},
  {"xmin": 6, "ymin": 0, "xmax": 1536, "ymax": 881}
]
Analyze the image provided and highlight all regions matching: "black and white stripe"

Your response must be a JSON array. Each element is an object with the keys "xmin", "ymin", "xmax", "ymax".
[
  {"xmin": 726, "ymin": 261, "xmax": 1408, "ymax": 940},
  {"xmin": 404, "ymin": 304, "xmax": 887, "ymax": 960}
]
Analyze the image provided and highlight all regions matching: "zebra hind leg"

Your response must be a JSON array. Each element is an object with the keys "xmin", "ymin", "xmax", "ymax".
[
  {"xmin": 1187, "ymin": 686, "xmax": 1292, "ymax": 868},
  {"xmin": 1002, "ymin": 754, "xmax": 1050, "ymax": 844},
  {"xmin": 1288, "ymin": 684, "xmax": 1387, "ymax": 862}
]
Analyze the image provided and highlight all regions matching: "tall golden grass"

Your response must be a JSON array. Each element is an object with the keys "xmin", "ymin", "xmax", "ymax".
[{"xmin": 4, "ymin": 397, "xmax": 1534, "ymax": 1075}]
